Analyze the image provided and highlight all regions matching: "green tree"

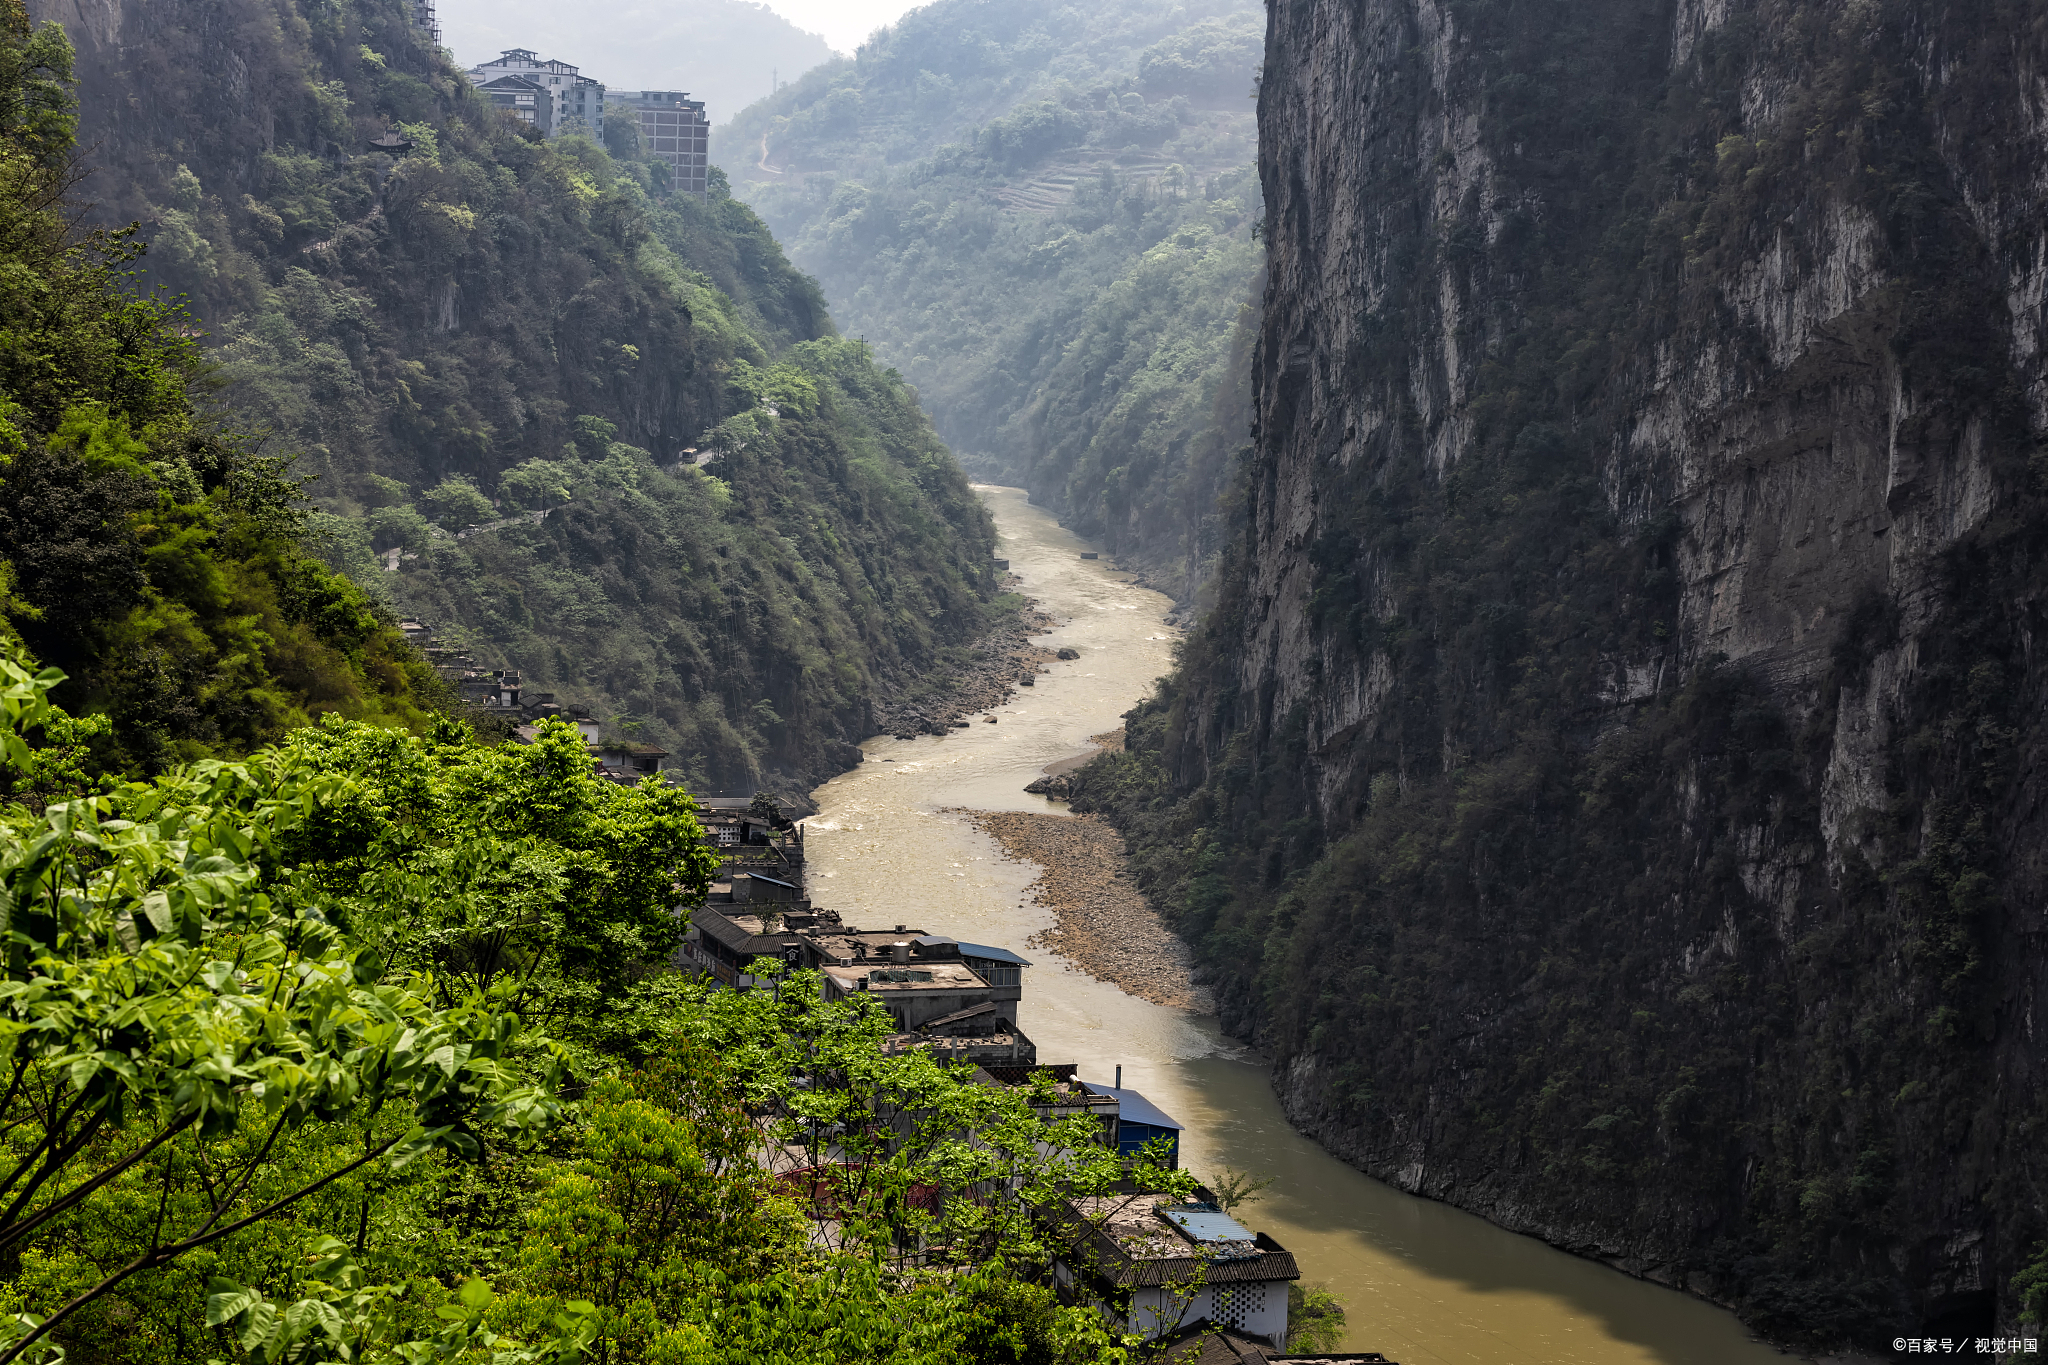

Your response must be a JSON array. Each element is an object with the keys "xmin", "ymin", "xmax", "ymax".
[
  {"xmin": 274, "ymin": 716, "xmax": 720, "ymax": 1029},
  {"xmin": 417, "ymin": 477, "xmax": 494, "ymax": 529},
  {"xmin": 0, "ymin": 649, "xmax": 559, "ymax": 1363},
  {"xmin": 1206, "ymin": 1167, "xmax": 1273, "ymax": 1214},
  {"xmin": 2016, "ymin": 1241, "xmax": 2048, "ymax": 1332},
  {"xmin": 1286, "ymin": 1283, "xmax": 1346, "ymax": 1353}
]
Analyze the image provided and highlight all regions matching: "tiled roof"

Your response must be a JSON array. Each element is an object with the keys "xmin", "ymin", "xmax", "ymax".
[
  {"xmin": 1143, "ymin": 1322, "xmax": 1276, "ymax": 1364},
  {"xmin": 689, "ymin": 907, "xmax": 784, "ymax": 956},
  {"xmin": 1048, "ymin": 1194, "xmax": 1301, "ymax": 1288}
]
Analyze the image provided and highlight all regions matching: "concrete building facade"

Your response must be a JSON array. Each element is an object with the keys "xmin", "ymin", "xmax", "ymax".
[
  {"xmin": 467, "ymin": 49, "xmax": 604, "ymax": 140},
  {"xmin": 607, "ymin": 91, "xmax": 709, "ymax": 197}
]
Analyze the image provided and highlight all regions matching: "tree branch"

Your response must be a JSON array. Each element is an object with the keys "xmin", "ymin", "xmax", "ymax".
[
  {"xmin": 0, "ymin": 1129, "xmax": 407, "ymax": 1365},
  {"xmin": 0, "ymin": 1110, "xmax": 196, "ymax": 1255}
]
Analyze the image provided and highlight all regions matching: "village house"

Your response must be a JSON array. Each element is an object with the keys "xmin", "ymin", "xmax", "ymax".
[
  {"xmin": 881, "ymin": 1001, "xmax": 1036, "ymax": 1066},
  {"xmin": 1047, "ymin": 1183, "xmax": 1301, "ymax": 1350},
  {"xmin": 681, "ymin": 900, "xmax": 823, "ymax": 987},
  {"xmin": 810, "ymin": 930, "xmax": 998, "ymax": 1030},
  {"xmin": 679, "ymin": 905, "xmax": 1042, "ymax": 1060},
  {"xmin": 688, "ymin": 797, "xmax": 807, "ymax": 883},
  {"xmin": 973, "ymin": 1065, "xmax": 1183, "ymax": 1167},
  {"xmin": 976, "ymin": 1064, "xmax": 1120, "ymax": 1146}
]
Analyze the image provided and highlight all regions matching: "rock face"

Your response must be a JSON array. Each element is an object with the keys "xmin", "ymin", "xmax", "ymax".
[{"xmin": 1162, "ymin": 0, "xmax": 2048, "ymax": 1343}]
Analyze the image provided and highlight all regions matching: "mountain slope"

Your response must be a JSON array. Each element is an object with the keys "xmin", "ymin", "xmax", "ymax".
[
  {"xmin": 1079, "ymin": 0, "xmax": 2048, "ymax": 1345},
  {"xmin": 33, "ymin": 0, "xmax": 1001, "ymax": 791},
  {"xmin": 719, "ymin": 0, "xmax": 1263, "ymax": 599},
  {"xmin": 0, "ymin": 0, "xmax": 440, "ymax": 769}
]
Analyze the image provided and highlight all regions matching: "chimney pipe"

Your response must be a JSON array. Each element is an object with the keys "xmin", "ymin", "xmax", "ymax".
[{"xmin": 1115, "ymin": 1065, "xmax": 1122, "ymax": 1089}]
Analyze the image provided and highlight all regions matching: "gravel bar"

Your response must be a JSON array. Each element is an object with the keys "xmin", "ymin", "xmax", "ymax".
[{"xmin": 963, "ymin": 809, "xmax": 1214, "ymax": 1014}]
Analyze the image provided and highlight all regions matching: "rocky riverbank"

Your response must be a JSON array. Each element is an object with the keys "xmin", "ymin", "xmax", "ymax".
[
  {"xmin": 872, "ymin": 585, "xmax": 1058, "ymax": 739},
  {"xmin": 962, "ymin": 809, "xmax": 1212, "ymax": 1014},
  {"xmin": 1024, "ymin": 727, "xmax": 1125, "ymax": 799}
]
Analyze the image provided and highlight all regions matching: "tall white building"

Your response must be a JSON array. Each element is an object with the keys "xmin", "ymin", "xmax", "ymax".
[{"xmin": 466, "ymin": 49, "xmax": 604, "ymax": 141}]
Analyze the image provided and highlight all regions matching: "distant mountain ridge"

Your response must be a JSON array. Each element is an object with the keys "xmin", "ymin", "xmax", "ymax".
[{"xmin": 718, "ymin": 0, "xmax": 1265, "ymax": 602}]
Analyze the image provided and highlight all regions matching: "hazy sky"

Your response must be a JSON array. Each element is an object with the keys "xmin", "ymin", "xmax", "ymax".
[{"xmin": 764, "ymin": 0, "xmax": 919, "ymax": 54}]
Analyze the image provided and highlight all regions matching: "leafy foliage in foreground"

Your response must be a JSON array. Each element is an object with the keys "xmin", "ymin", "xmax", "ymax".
[
  {"xmin": 0, "ymin": 651, "xmax": 557, "ymax": 1362},
  {"xmin": 0, "ymin": 650, "xmax": 1191, "ymax": 1362}
]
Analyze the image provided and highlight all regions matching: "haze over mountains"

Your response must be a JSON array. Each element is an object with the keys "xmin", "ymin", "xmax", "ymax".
[
  {"xmin": 435, "ymin": 0, "xmax": 834, "ymax": 121},
  {"xmin": 720, "ymin": 0, "xmax": 1264, "ymax": 601}
]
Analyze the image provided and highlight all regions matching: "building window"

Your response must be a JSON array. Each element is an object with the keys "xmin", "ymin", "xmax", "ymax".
[{"xmin": 1210, "ymin": 1283, "xmax": 1265, "ymax": 1330}]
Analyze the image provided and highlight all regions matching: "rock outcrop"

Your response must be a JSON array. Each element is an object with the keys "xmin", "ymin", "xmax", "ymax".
[{"xmin": 1141, "ymin": 0, "xmax": 2048, "ymax": 1344}]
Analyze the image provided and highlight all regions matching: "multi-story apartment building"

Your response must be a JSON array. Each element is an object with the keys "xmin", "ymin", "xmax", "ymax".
[
  {"xmin": 607, "ymin": 91, "xmax": 709, "ymax": 198},
  {"xmin": 477, "ymin": 76, "xmax": 550, "ymax": 131},
  {"xmin": 466, "ymin": 49, "xmax": 604, "ymax": 141}
]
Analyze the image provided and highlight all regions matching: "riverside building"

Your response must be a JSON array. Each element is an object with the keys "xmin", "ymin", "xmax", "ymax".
[{"xmin": 1047, "ymin": 1183, "xmax": 1301, "ymax": 1349}]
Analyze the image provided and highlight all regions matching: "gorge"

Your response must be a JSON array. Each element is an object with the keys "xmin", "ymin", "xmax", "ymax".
[
  {"xmin": 1076, "ymin": 0, "xmax": 2048, "ymax": 1345},
  {"xmin": 3, "ymin": 0, "xmax": 2046, "ymax": 1353}
]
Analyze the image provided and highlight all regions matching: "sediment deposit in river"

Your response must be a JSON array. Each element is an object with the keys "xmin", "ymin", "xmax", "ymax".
[
  {"xmin": 965, "ymin": 809, "xmax": 1211, "ymax": 1013},
  {"xmin": 802, "ymin": 486, "xmax": 1789, "ymax": 1365}
]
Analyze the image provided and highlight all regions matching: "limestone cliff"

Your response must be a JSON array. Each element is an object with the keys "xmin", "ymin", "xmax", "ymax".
[{"xmin": 1095, "ymin": 0, "xmax": 2048, "ymax": 1343}]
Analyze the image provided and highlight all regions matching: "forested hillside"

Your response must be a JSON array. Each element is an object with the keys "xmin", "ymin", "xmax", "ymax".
[
  {"xmin": 32, "ymin": 0, "xmax": 1003, "ymax": 791},
  {"xmin": 1076, "ymin": 0, "xmax": 2048, "ymax": 1348},
  {"xmin": 0, "ymin": 641, "xmax": 1177, "ymax": 1363},
  {"xmin": 0, "ymin": 0, "xmax": 438, "ymax": 770},
  {"xmin": 722, "ymin": 0, "xmax": 1263, "ymax": 601}
]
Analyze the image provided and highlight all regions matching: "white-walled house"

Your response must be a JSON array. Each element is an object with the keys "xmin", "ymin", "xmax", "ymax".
[{"xmin": 1048, "ymin": 1185, "xmax": 1298, "ymax": 1349}]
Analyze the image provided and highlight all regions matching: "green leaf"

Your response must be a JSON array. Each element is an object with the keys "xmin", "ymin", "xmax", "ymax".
[{"xmin": 205, "ymin": 1280, "xmax": 264, "ymax": 1327}]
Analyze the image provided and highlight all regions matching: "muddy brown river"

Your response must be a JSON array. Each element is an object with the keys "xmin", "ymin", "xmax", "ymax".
[{"xmin": 801, "ymin": 486, "xmax": 1795, "ymax": 1365}]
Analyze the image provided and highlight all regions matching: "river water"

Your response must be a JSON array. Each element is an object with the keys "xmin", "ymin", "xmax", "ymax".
[{"xmin": 801, "ymin": 486, "xmax": 1794, "ymax": 1365}]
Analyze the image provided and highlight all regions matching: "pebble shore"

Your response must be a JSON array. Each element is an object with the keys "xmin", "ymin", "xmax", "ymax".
[{"xmin": 964, "ymin": 809, "xmax": 1214, "ymax": 1014}]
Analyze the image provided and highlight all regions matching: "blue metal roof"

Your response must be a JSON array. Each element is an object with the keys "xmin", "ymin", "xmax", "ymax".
[
  {"xmin": 955, "ymin": 941, "xmax": 1033, "ymax": 968},
  {"xmin": 1088, "ymin": 1084, "xmax": 1183, "ymax": 1131},
  {"xmin": 1158, "ymin": 1204, "xmax": 1256, "ymax": 1245}
]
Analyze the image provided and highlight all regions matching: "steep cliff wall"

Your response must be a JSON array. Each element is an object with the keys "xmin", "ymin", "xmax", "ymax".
[{"xmin": 1085, "ymin": 0, "xmax": 2048, "ymax": 1343}]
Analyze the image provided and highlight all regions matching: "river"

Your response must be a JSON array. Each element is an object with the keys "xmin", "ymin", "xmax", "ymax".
[{"xmin": 801, "ymin": 486, "xmax": 1795, "ymax": 1365}]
